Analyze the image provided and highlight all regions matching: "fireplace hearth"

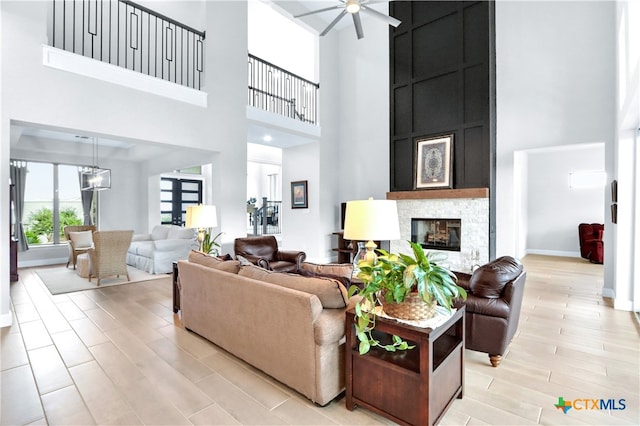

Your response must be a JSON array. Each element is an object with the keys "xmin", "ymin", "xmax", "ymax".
[{"xmin": 411, "ymin": 218, "xmax": 461, "ymax": 252}]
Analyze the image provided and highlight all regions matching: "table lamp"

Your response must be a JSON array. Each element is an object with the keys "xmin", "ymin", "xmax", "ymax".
[
  {"xmin": 186, "ymin": 204, "xmax": 218, "ymax": 251},
  {"xmin": 343, "ymin": 198, "xmax": 401, "ymax": 269}
]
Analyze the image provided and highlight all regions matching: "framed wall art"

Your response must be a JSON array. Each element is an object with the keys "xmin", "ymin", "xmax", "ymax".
[
  {"xmin": 414, "ymin": 134, "xmax": 454, "ymax": 189},
  {"xmin": 291, "ymin": 180, "xmax": 308, "ymax": 209},
  {"xmin": 611, "ymin": 180, "xmax": 617, "ymax": 202}
]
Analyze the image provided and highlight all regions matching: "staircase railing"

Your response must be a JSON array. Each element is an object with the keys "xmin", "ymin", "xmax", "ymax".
[
  {"xmin": 248, "ymin": 54, "xmax": 319, "ymax": 125},
  {"xmin": 51, "ymin": 0, "xmax": 205, "ymax": 90},
  {"xmin": 247, "ymin": 197, "xmax": 282, "ymax": 236}
]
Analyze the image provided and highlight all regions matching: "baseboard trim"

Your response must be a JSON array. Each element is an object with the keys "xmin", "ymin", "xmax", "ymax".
[
  {"xmin": 18, "ymin": 258, "xmax": 68, "ymax": 268},
  {"xmin": 0, "ymin": 312, "xmax": 13, "ymax": 328},
  {"xmin": 526, "ymin": 249, "xmax": 581, "ymax": 258}
]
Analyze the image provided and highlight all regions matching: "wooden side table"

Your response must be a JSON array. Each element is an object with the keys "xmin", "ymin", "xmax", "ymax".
[{"xmin": 345, "ymin": 306, "xmax": 465, "ymax": 426}]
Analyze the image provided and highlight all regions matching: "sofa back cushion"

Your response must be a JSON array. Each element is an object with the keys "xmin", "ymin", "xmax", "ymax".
[
  {"xmin": 68, "ymin": 231, "xmax": 93, "ymax": 249},
  {"xmin": 168, "ymin": 226, "xmax": 196, "ymax": 240},
  {"xmin": 151, "ymin": 225, "xmax": 171, "ymax": 241},
  {"xmin": 188, "ymin": 250, "xmax": 241, "ymax": 274},
  {"xmin": 238, "ymin": 264, "xmax": 348, "ymax": 308},
  {"xmin": 469, "ymin": 256, "xmax": 523, "ymax": 298}
]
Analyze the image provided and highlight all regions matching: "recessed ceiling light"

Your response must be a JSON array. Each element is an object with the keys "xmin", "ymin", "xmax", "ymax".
[{"xmin": 263, "ymin": 135, "xmax": 273, "ymax": 142}]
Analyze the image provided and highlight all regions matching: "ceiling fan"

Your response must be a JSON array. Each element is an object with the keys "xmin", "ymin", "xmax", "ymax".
[{"xmin": 294, "ymin": 0, "xmax": 401, "ymax": 40}]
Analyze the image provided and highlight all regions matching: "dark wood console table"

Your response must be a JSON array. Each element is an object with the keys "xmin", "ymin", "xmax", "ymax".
[
  {"xmin": 345, "ymin": 306, "xmax": 465, "ymax": 426},
  {"xmin": 172, "ymin": 261, "xmax": 180, "ymax": 313}
]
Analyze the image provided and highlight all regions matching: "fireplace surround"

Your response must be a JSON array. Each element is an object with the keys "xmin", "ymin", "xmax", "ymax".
[{"xmin": 388, "ymin": 189, "xmax": 489, "ymax": 271}]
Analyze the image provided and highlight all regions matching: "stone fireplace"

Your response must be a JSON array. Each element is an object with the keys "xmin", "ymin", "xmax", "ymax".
[{"xmin": 387, "ymin": 189, "xmax": 490, "ymax": 272}]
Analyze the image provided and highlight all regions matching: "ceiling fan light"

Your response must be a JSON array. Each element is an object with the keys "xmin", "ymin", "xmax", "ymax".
[{"xmin": 345, "ymin": 0, "xmax": 361, "ymax": 14}]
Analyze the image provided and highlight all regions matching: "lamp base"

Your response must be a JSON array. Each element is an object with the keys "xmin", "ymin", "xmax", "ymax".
[
  {"xmin": 352, "ymin": 240, "xmax": 378, "ymax": 278},
  {"xmin": 363, "ymin": 240, "xmax": 378, "ymax": 263}
]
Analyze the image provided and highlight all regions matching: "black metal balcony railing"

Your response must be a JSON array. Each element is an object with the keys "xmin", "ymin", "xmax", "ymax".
[
  {"xmin": 248, "ymin": 54, "xmax": 319, "ymax": 125},
  {"xmin": 51, "ymin": 0, "xmax": 205, "ymax": 90}
]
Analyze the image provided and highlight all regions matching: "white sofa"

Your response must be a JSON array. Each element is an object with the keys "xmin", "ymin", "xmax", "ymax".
[{"xmin": 126, "ymin": 225, "xmax": 198, "ymax": 274}]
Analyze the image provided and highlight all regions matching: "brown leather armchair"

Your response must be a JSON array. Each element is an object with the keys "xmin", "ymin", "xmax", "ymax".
[
  {"xmin": 453, "ymin": 256, "xmax": 526, "ymax": 367},
  {"xmin": 233, "ymin": 236, "xmax": 306, "ymax": 273}
]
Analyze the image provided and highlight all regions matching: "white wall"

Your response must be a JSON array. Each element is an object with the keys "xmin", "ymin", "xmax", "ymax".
[
  {"xmin": 278, "ymin": 11, "xmax": 390, "ymax": 262},
  {"xmin": 248, "ymin": 0, "xmax": 316, "ymax": 81},
  {"xmin": 525, "ymin": 144, "xmax": 605, "ymax": 257},
  {"xmin": 496, "ymin": 0, "xmax": 616, "ymax": 259},
  {"xmin": 613, "ymin": 0, "xmax": 640, "ymax": 311},
  {"xmin": 336, "ymin": 14, "xmax": 390, "ymax": 204}
]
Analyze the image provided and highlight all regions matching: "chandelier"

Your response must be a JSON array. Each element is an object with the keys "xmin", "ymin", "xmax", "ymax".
[{"xmin": 81, "ymin": 137, "xmax": 111, "ymax": 191}]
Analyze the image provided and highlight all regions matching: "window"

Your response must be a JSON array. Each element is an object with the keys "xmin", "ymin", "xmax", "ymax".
[
  {"xmin": 18, "ymin": 161, "xmax": 86, "ymax": 246},
  {"xmin": 569, "ymin": 171, "xmax": 606, "ymax": 189}
]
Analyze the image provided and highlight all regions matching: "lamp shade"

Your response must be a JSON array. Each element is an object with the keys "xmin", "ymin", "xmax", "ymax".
[
  {"xmin": 343, "ymin": 199, "xmax": 400, "ymax": 241},
  {"xmin": 81, "ymin": 168, "xmax": 111, "ymax": 191},
  {"xmin": 186, "ymin": 205, "xmax": 217, "ymax": 228}
]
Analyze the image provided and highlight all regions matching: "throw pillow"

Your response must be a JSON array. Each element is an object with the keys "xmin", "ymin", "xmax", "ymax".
[
  {"xmin": 167, "ymin": 226, "xmax": 196, "ymax": 240},
  {"xmin": 238, "ymin": 264, "xmax": 348, "ymax": 309},
  {"xmin": 68, "ymin": 231, "xmax": 93, "ymax": 249},
  {"xmin": 300, "ymin": 262, "xmax": 353, "ymax": 281},
  {"xmin": 235, "ymin": 254, "xmax": 254, "ymax": 266},
  {"xmin": 469, "ymin": 256, "xmax": 523, "ymax": 298},
  {"xmin": 151, "ymin": 225, "xmax": 171, "ymax": 241},
  {"xmin": 188, "ymin": 250, "xmax": 240, "ymax": 274}
]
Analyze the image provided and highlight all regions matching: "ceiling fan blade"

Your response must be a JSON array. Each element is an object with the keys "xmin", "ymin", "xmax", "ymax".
[
  {"xmin": 360, "ymin": 5, "xmax": 402, "ymax": 27},
  {"xmin": 320, "ymin": 10, "xmax": 348, "ymax": 36},
  {"xmin": 352, "ymin": 12, "xmax": 364, "ymax": 40},
  {"xmin": 294, "ymin": 5, "xmax": 343, "ymax": 19}
]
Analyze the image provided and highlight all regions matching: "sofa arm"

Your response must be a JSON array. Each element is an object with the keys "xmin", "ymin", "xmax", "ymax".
[
  {"xmin": 452, "ymin": 271, "xmax": 472, "ymax": 291},
  {"xmin": 257, "ymin": 258, "xmax": 272, "ymax": 270},
  {"xmin": 132, "ymin": 233, "xmax": 151, "ymax": 242},
  {"xmin": 276, "ymin": 250, "xmax": 307, "ymax": 269},
  {"xmin": 464, "ymin": 294, "xmax": 511, "ymax": 319},
  {"xmin": 314, "ymin": 309, "xmax": 346, "ymax": 345}
]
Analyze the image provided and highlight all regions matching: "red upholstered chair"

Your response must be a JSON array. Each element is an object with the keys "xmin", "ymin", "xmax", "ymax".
[{"xmin": 578, "ymin": 223, "xmax": 604, "ymax": 264}]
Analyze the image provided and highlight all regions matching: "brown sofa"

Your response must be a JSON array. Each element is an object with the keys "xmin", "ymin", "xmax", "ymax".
[
  {"xmin": 178, "ymin": 252, "xmax": 353, "ymax": 406},
  {"xmin": 453, "ymin": 256, "xmax": 526, "ymax": 367},
  {"xmin": 233, "ymin": 235, "xmax": 306, "ymax": 272}
]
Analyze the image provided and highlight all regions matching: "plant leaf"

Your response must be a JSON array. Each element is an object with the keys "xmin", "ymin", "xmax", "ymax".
[{"xmin": 359, "ymin": 340, "xmax": 371, "ymax": 355}]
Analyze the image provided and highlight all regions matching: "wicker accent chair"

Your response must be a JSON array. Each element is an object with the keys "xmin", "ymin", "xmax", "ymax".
[
  {"xmin": 88, "ymin": 230, "xmax": 134, "ymax": 285},
  {"xmin": 64, "ymin": 225, "xmax": 97, "ymax": 269}
]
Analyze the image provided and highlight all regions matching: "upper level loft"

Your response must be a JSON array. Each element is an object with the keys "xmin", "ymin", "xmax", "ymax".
[{"xmin": 48, "ymin": 0, "xmax": 319, "ymax": 126}]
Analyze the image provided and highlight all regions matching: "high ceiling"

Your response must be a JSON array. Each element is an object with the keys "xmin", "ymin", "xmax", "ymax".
[{"xmin": 10, "ymin": 1, "xmax": 393, "ymax": 163}]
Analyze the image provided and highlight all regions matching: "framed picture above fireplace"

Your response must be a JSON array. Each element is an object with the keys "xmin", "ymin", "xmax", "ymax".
[{"xmin": 414, "ymin": 134, "xmax": 453, "ymax": 189}]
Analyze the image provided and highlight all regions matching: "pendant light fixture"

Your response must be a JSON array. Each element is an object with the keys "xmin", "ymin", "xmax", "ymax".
[{"xmin": 81, "ymin": 137, "xmax": 111, "ymax": 191}]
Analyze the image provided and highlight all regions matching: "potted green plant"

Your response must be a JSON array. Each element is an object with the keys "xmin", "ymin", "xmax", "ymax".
[
  {"xmin": 201, "ymin": 231, "xmax": 223, "ymax": 256},
  {"xmin": 347, "ymin": 241, "xmax": 467, "ymax": 354}
]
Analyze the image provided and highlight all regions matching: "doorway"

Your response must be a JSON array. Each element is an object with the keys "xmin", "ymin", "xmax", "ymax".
[{"xmin": 160, "ymin": 177, "xmax": 202, "ymax": 226}]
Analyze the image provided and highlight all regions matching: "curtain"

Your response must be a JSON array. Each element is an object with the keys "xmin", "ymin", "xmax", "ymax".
[
  {"xmin": 78, "ymin": 168, "xmax": 94, "ymax": 225},
  {"xmin": 10, "ymin": 162, "xmax": 29, "ymax": 251}
]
